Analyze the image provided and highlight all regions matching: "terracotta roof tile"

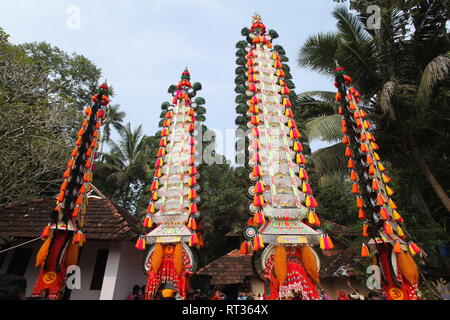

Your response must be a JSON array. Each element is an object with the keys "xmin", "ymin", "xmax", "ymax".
[
  {"xmin": 196, "ymin": 249, "xmax": 255, "ymax": 285},
  {"xmin": 0, "ymin": 197, "xmax": 139, "ymax": 241}
]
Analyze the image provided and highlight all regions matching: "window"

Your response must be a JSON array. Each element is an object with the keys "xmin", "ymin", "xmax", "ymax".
[
  {"xmin": 6, "ymin": 248, "xmax": 33, "ymax": 276},
  {"xmin": 90, "ymin": 249, "xmax": 109, "ymax": 290}
]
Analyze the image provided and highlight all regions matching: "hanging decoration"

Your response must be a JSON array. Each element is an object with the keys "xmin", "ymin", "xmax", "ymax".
[
  {"xmin": 32, "ymin": 83, "xmax": 111, "ymax": 300},
  {"xmin": 137, "ymin": 69, "xmax": 205, "ymax": 300},
  {"xmin": 235, "ymin": 13, "xmax": 329, "ymax": 300},
  {"xmin": 334, "ymin": 66, "xmax": 421, "ymax": 300}
]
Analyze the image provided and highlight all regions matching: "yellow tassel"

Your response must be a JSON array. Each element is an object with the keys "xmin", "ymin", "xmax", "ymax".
[
  {"xmin": 308, "ymin": 211, "xmax": 316, "ymax": 224},
  {"xmin": 35, "ymin": 237, "xmax": 51, "ymax": 268},
  {"xmin": 300, "ymin": 246, "xmax": 319, "ymax": 283},
  {"xmin": 174, "ymin": 243, "xmax": 183, "ymax": 275},
  {"xmin": 151, "ymin": 244, "xmax": 164, "ymax": 273},
  {"xmin": 274, "ymin": 245, "xmax": 287, "ymax": 285},
  {"xmin": 388, "ymin": 199, "xmax": 398, "ymax": 209},
  {"xmin": 385, "ymin": 185, "xmax": 394, "ymax": 196},
  {"xmin": 397, "ymin": 226, "xmax": 405, "ymax": 237},
  {"xmin": 396, "ymin": 251, "xmax": 419, "ymax": 284}
]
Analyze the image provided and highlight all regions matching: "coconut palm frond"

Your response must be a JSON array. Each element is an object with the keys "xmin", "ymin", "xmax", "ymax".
[
  {"xmin": 415, "ymin": 54, "xmax": 450, "ymax": 117},
  {"xmin": 299, "ymin": 91, "xmax": 337, "ymax": 103},
  {"xmin": 305, "ymin": 114, "xmax": 342, "ymax": 143},
  {"xmin": 310, "ymin": 143, "xmax": 347, "ymax": 178},
  {"xmin": 318, "ymin": 172, "xmax": 347, "ymax": 187},
  {"xmin": 333, "ymin": 5, "xmax": 372, "ymax": 43},
  {"xmin": 298, "ymin": 32, "xmax": 340, "ymax": 77}
]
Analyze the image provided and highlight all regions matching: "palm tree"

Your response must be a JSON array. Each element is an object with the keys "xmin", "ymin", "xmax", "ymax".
[
  {"xmin": 96, "ymin": 122, "xmax": 149, "ymax": 211},
  {"xmin": 100, "ymin": 104, "xmax": 126, "ymax": 155},
  {"xmin": 297, "ymin": 3, "xmax": 450, "ymax": 212}
]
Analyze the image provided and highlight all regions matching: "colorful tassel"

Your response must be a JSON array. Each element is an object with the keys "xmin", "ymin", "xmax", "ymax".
[
  {"xmin": 361, "ymin": 243, "xmax": 370, "ymax": 257},
  {"xmin": 240, "ymin": 241, "xmax": 249, "ymax": 255},
  {"xmin": 40, "ymin": 225, "xmax": 51, "ymax": 239},
  {"xmin": 143, "ymin": 215, "xmax": 153, "ymax": 228},
  {"xmin": 408, "ymin": 242, "xmax": 421, "ymax": 255}
]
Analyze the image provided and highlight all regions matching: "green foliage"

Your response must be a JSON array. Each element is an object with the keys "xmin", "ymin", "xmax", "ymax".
[
  {"xmin": 298, "ymin": 2, "xmax": 450, "ymax": 274},
  {"xmin": 235, "ymin": 94, "xmax": 247, "ymax": 104},
  {"xmin": 167, "ymin": 84, "xmax": 177, "ymax": 93},
  {"xmin": 241, "ymin": 27, "xmax": 250, "ymax": 36},
  {"xmin": 93, "ymin": 123, "xmax": 151, "ymax": 213},
  {"xmin": 234, "ymin": 85, "xmax": 246, "ymax": 94},
  {"xmin": 196, "ymin": 106, "xmax": 206, "ymax": 115},
  {"xmin": 273, "ymin": 45, "xmax": 286, "ymax": 56},
  {"xmin": 235, "ymin": 57, "xmax": 246, "ymax": 66},
  {"xmin": 235, "ymin": 49, "xmax": 246, "ymax": 57},
  {"xmin": 235, "ymin": 104, "xmax": 247, "ymax": 114},
  {"xmin": 235, "ymin": 116, "xmax": 247, "ymax": 126},
  {"xmin": 192, "ymin": 82, "xmax": 202, "ymax": 91},
  {"xmin": 161, "ymin": 101, "xmax": 169, "ymax": 110},
  {"xmin": 235, "ymin": 66, "xmax": 247, "ymax": 75},
  {"xmin": 268, "ymin": 29, "xmax": 279, "ymax": 39},
  {"xmin": 236, "ymin": 40, "xmax": 247, "ymax": 49},
  {"xmin": 234, "ymin": 75, "xmax": 246, "ymax": 85},
  {"xmin": 20, "ymin": 41, "xmax": 101, "ymax": 110},
  {"xmin": 0, "ymin": 28, "xmax": 100, "ymax": 205},
  {"xmin": 200, "ymin": 164, "xmax": 248, "ymax": 263},
  {"xmin": 195, "ymin": 97, "xmax": 205, "ymax": 105}
]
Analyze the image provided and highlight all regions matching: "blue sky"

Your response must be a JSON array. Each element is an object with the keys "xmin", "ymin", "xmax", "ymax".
[{"xmin": 0, "ymin": 0, "xmax": 345, "ymax": 155}]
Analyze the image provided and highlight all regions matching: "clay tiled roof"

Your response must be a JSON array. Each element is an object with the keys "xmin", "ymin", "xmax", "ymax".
[
  {"xmin": 196, "ymin": 249, "xmax": 255, "ymax": 285},
  {"xmin": 0, "ymin": 196, "xmax": 139, "ymax": 241}
]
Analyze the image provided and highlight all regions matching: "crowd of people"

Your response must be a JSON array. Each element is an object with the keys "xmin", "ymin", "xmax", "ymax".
[{"xmin": 0, "ymin": 274, "xmax": 389, "ymax": 301}]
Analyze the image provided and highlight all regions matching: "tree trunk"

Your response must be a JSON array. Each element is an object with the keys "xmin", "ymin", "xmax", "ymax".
[{"xmin": 409, "ymin": 137, "xmax": 450, "ymax": 212}]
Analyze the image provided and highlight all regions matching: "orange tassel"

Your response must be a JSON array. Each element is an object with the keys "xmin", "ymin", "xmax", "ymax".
[
  {"xmin": 358, "ymin": 209, "xmax": 365, "ymax": 219},
  {"xmin": 300, "ymin": 246, "xmax": 319, "ymax": 283},
  {"xmin": 174, "ymin": 243, "xmax": 183, "ymax": 275},
  {"xmin": 361, "ymin": 243, "xmax": 370, "ymax": 257},
  {"xmin": 240, "ymin": 241, "xmax": 249, "ymax": 255},
  {"xmin": 396, "ymin": 251, "xmax": 419, "ymax": 284},
  {"xmin": 274, "ymin": 246, "xmax": 287, "ymax": 285},
  {"xmin": 151, "ymin": 244, "xmax": 163, "ymax": 272},
  {"xmin": 394, "ymin": 241, "xmax": 402, "ymax": 254},
  {"xmin": 356, "ymin": 197, "xmax": 364, "ymax": 208},
  {"xmin": 35, "ymin": 237, "xmax": 51, "ymax": 267},
  {"xmin": 347, "ymin": 159, "xmax": 354, "ymax": 169},
  {"xmin": 65, "ymin": 242, "xmax": 80, "ymax": 267},
  {"xmin": 362, "ymin": 224, "xmax": 369, "ymax": 237}
]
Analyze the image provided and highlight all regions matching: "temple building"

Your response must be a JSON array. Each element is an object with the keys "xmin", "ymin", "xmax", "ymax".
[{"xmin": 0, "ymin": 188, "xmax": 147, "ymax": 300}]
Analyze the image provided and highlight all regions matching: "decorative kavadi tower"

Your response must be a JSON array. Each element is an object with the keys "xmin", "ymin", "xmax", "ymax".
[
  {"xmin": 135, "ymin": 69, "xmax": 205, "ymax": 300},
  {"xmin": 334, "ymin": 66, "xmax": 421, "ymax": 300},
  {"xmin": 235, "ymin": 14, "xmax": 333, "ymax": 300},
  {"xmin": 32, "ymin": 83, "xmax": 111, "ymax": 299}
]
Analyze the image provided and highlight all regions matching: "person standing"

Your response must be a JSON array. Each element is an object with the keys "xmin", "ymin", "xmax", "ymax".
[{"xmin": 127, "ymin": 284, "xmax": 143, "ymax": 300}]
